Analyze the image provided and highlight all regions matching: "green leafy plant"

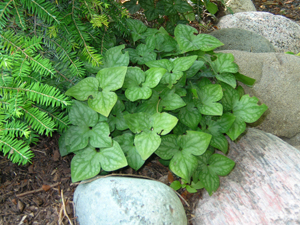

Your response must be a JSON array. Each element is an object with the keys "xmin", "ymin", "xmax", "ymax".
[
  {"xmin": 60, "ymin": 20, "xmax": 268, "ymax": 195},
  {"xmin": 0, "ymin": 0, "xmax": 129, "ymax": 165}
]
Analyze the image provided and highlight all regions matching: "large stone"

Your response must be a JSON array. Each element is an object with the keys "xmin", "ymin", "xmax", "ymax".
[
  {"xmin": 193, "ymin": 128, "xmax": 300, "ymax": 224},
  {"xmin": 224, "ymin": 0, "xmax": 256, "ymax": 14},
  {"xmin": 218, "ymin": 50, "xmax": 300, "ymax": 147},
  {"xmin": 217, "ymin": 12, "xmax": 300, "ymax": 53},
  {"xmin": 74, "ymin": 177, "xmax": 187, "ymax": 225},
  {"xmin": 210, "ymin": 28, "xmax": 275, "ymax": 52}
]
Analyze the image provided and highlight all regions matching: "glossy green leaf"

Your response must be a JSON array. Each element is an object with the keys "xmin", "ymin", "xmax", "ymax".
[
  {"xmin": 143, "ymin": 68, "xmax": 166, "ymax": 88},
  {"xmin": 102, "ymin": 45, "xmax": 129, "ymax": 68},
  {"xmin": 199, "ymin": 166, "xmax": 219, "ymax": 196},
  {"xmin": 221, "ymin": 83, "xmax": 240, "ymax": 112},
  {"xmin": 69, "ymin": 100, "xmax": 98, "ymax": 127},
  {"xmin": 65, "ymin": 126, "xmax": 90, "ymax": 152},
  {"xmin": 97, "ymin": 66, "xmax": 127, "ymax": 91},
  {"xmin": 65, "ymin": 77, "xmax": 98, "ymax": 101},
  {"xmin": 210, "ymin": 53, "xmax": 239, "ymax": 74},
  {"xmin": 226, "ymin": 116, "xmax": 246, "ymax": 141},
  {"xmin": 99, "ymin": 140, "xmax": 128, "ymax": 171},
  {"xmin": 125, "ymin": 86, "xmax": 152, "ymax": 101},
  {"xmin": 126, "ymin": 19, "xmax": 147, "ymax": 43},
  {"xmin": 134, "ymin": 131, "xmax": 161, "ymax": 160},
  {"xmin": 170, "ymin": 151, "xmax": 198, "ymax": 182},
  {"xmin": 209, "ymin": 154, "xmax": 235, "ymax": 176},
  {"xmin": 155, "ymin": 134, "xmax": 179, "ymax": 159},
  {"xmin": 178, "ymin": 104, "xmax": 202, "ymax": 130},
  {"xmin": 161, "ymin": 71, "xmax": 184, "ymax": 88},
  {"xmin": 88, "ymin": 91, "xmax": 117, "ymax": 117},
  {"xmin": 71, "ymin": 146, "xmax": 101, "ymax": 182},
  {"xmin": 145, "ymin": 34, "xmax": 156, "ymax": 50},
  {"xmin": 145, "ymin": 59, "xmax": 173, "ymax": 72},
  {"xmin": 234, "ymin": 72, "xmax": 256, "ymax": 87},
  {"xmin": 123, "ymin": 67, "xmax": 145, "ymax": 88},
  {"xmin": 152, "ymin": 112, "xmax": 178, "ymax": 135},
  {"xmin": 186, "ymin": 61, "xmax": 205, "ymax": 78},
  {"xmin": 124, "ymin": 112, "xmax": 152, "ymax": 133},
  {"xmin": 196, "ymin": 84, "xmax": 223, "ymax": 115},
  {"xmin": 160, "ymin": 89, "xmax": 186, "ymax": 110},
  {"xmin": 170, "ymin": 180, "xmax": 182, "ymax": 191},
  {"xmin": 204, "ymin": 1, "xmax": 218, "ymax": 14},
  {"xmin": 174, "ymin": 25, "xmax": 223, "ymax": 53},
  {"xmin": 233, "ymin": 94, "xmax": 268, "ymax": 123},
  {"xmin": 216, "ymin": 73, "xmax": 236, "ymax": 88},
  {"xmin": 186, "ymin": 185, "xmax": 198, "ymax": 193},
  {"xmin": 179, "ymin": 130, "xmax": 211, "ymax": 156},
  {"xmin": 114, "ymin": 133, "xmax": 145, "ymax": 171},
  {"xmin": 136, "ymin": 44, "xmax": 157, "ymax": 65},
  {"xmin": 173, "ymin": 55, "xmax": 197, "ymax": 71},
  {"xmin": 89, "ymin": 122, "xmax": 112, "ymax": 148}
]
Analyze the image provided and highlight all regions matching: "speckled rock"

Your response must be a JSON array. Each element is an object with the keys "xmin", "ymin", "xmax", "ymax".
[
  {"xmin": 74, "ymin": 177, "xmax": 187, "ymax": 225},
  {"xmin": 217, "ymin": 12, "xmax": 300, "ymax": 53},
  {"xmin": 217, "ymin": 50, "xmax": 300, "ymax": 148},
  {"xmin": 210, "ymin": 28, "xmax": 275, "ymax": 52},
  {"xmin": 224, "ymin": 0, "xmax": 256, "ymax": 14},
  {"xmin": 193, "ymin": 128, "xmax": 300, "ymax": 224}
]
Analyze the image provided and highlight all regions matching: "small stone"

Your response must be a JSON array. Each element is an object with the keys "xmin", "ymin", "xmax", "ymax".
[{"xmin": 74, "ymin": 177, "xmax": 187, "ymax": 225}]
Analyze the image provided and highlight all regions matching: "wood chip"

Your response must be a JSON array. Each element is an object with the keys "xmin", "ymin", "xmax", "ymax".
[
  {"xmin": 42, "ymin": 184, "xmax": 51, "ymax": 192},
  {"xmin": 17, "ymin": 200, "xmax": 25, "ymax": 212}
]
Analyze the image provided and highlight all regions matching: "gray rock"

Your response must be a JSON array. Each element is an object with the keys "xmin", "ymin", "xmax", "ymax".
[
  {"xmin": 74, "ymin": 177, "xmax": 187, "ymax": 225},
  {"xmin": 217, "ymin": 12, "xmax": 300, "ymax": 53},
  {"xmin": 218, "ymin": 50, "xmax": 300, "ymax": 148},
  {"xmin": 210, "ymin": 28, "xmax": 275, "ymax": 52},
  {"xmin": 193, "ymin": 128, "xmax": 300, "ymax": 224},
  {"xmin": 224, "ymin": 0, "xmax": 256, "ymax": 14}
]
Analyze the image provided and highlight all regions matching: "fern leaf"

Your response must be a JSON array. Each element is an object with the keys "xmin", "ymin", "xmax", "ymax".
[
  {"xmin": 21, "ymin": 105, "xmax": 56, "ymax": 136},
  {"xmin": 0, "ymin": 136, "xmax": 34, "ymax": 165},
  {"xmin": 1, "ymin": 120, "xmax": 31, "ymax": 138}
]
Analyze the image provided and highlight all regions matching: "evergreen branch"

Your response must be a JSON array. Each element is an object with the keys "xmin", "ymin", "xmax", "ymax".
[
  {"xmin": 12, "ymin": 0, "xmax": 26, "ymax": 30},
  {"xmin": 1, "ymin": 82, "xmax": 71, "ymax": 107},
  {"xmin": 0, "ymin": 32, "xmax": 56, "ymax": 77},
  {"xmin": 20, "ymin": 105, "xmax": 56, "ymax": 136},
  {"xmin": 1, "ymin": 120, "xmax": 31, "ymax": 138},
  {"xmin": 20, "ymin": 0, "xmax": 60, "ymax": 24},
  {"xmin": 0, "ymin": 0, "xmax": 13, "ymax": 29},
  {"xmin": 0, "ymin": 136, "xmax": 34, "ymax": 165},
  {"xmin": 32, "ymin": 104, "xmax": 70, "ymax": 132},
  {"xmin": 71, "ymin": 0, "xmax": 102, "ymax": 66}
]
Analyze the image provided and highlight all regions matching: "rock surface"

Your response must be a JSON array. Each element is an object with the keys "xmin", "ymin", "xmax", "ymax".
[
  {"xmin": 217, "ymin": 12, "xmax": 300, "ymax": 53},
  {"xmin": 210, "ymin": 28, "xmax": 275, "ymax": 52},
  {"xmin": 74, "ymin": 177, "xmax": 187, "ymax": 225},
  {"xmin": 224, "ymin": 0, "xmax": 256, "ymax": 14},
  {"xmin": 218, "ymin": 50, "xmax": 300, "ymax": 147},
  {"xmin": 193, "ymin": 128, "xmax": 300, "ymax": 224}
]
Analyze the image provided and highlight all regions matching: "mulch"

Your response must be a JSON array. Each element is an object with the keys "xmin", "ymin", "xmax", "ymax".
[{"xmin": 1, "ymin": 1, "xmax": 299, "ymax": 225}]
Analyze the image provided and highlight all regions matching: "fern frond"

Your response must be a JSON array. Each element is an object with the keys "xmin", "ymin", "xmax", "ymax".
[
  {"xmin": 33, "ymin": 105, "xmax": 70, "ymax": 132},
  {"xmin": 0, "ymin": 0, "xmax": 13, "ymax": 30},
  {"xmin": 0, "ymin": 31, "xmax": 56, "ymax": 77},
  {"xmin": 21, "ymin": 105, "xmax": 56, "ymax": 136},
  {"xmin": 0, "ymin": 136, "xmax": 34, "ymax": 165},
  {"xmin": 12, "ymin": 1, "xmax": 26, "ymax": 30},
  {"xmin": 1, "ymin": 120, "xmax": 31, "ymax": 138},
  {"xmin": 20, "ymin": 0, "xmax": 60, "ymax": 24}
]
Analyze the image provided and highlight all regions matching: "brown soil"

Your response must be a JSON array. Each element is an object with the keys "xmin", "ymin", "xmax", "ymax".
[{"xmin": 1, "ymin": 2, "xmax": 299, "ymax": 225}]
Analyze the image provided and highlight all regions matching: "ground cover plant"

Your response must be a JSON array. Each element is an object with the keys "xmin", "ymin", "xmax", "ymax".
[
  {"xmin": 0, "ymin": 0, "xmax": 128, "ymax": 165},
  {"xmin": 59, "ymin": 19, "xmax": 268, "ymax": 195}
]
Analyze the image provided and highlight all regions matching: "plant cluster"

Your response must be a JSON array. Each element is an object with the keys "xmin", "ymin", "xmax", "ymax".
[
  {"xmin": 123, "ymin": 0, "xmax": 220, "ymax": 34},
  {"xmin": 0, "ymin": 0, "xmax": 129, "ymax": 165},
  {"xmin": 59, "ymin": 19, "xmax": 268, "ymax": 195}
]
